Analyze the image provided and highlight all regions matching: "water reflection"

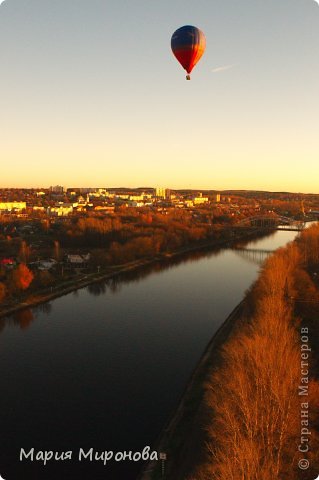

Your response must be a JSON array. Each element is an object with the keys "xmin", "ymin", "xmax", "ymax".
[
  {"xmin": 13, "ymin": 309, "xmax": 35, "ymax": 330},
  {"xmin": 34, "ymin": 302, "xmax": 53, "ymax": 315},
  {"xmin": 232, "ymin": 249, "xmax": 270, "ymax": 266},
  {"xmin": 0, "ymin": 234, "xmax": 291, "ymax": 335},
  {"xmin": 87, "ymin": 280, "xmax": 107, "ymax": 296},
  {"xmin": 0, "ymin": 229, "xmax": 301, "ymax": 480},
  {"xmin": 0, "ymin": 308, "xmax": 36, "ymax": 332},
  {"xmin": 0, "ymin": 302, "xmax": 52, "ymax": 334},
  {"xmin": 0, "ymin": 247, "xmax": 225, "ymax": 332},
  {"xmin": 87, "ymin": 246, "xmax": 224, "ymax": 297},
  {"xmin": 233, "ymin": 230, "xmax": 278, "ymax": 249}
]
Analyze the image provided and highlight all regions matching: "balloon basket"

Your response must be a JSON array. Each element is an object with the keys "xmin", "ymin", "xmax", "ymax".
[{"xmin": 186, "ymin": 75, "xmax": 191, "ymax": 80}]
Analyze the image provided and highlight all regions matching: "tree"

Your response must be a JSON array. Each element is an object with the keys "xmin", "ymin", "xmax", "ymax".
[
  {"xmin": 19, "ymin": 240, "xmax": 31, "ymax": 263},
  {"xmin": 11, "ymin": 264, "xmax": 34, "ymax": 291},
  {"xmin": 36, "ymin": 270, "xmax": 54, "ymax": 288},
  {"xmin": 53, "ymin": 240, "xmax": 61, "ymax": 261},
  {"xmin": 0, "ymin": 282, "xmax": 6, "ymax": 303},
  {"xmin": 190, "ymin": 242, "xmax": 319, "ymax": 480}
]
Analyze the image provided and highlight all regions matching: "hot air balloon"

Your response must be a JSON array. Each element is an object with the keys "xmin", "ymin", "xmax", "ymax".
[{"xmin": 171, "ymin": 25, "xmax": 206, "ymax": 80}]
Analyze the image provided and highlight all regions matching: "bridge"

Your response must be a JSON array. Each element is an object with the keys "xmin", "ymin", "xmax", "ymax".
[
  {"xmin": 234, "ymin": 215, "xmax": 305, "ymax": 231},
  {"xmin": 231, "ymin": 247, "xmax": 273, "ymax": 265}
]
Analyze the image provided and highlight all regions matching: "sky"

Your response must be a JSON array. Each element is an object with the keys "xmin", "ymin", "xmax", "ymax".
[{"xmin": 0, "ymin": 0, "xmax": 318, "ymax": 192}]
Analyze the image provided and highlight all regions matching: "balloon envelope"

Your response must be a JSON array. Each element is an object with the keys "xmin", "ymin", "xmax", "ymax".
[{"xmin": 171, "ymin": 25, "xmax": 206, "ymax": 75}]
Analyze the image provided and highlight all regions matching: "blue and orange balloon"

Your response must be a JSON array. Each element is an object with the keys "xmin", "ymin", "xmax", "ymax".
[{"xmin": 171, "ymin": 25, "xmax": 206, "ymax": 80}]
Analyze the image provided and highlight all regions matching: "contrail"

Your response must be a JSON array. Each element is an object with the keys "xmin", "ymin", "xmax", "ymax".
[{"xmin": 211, "ymin": 64, "xmax": 236, "ymax": 74}]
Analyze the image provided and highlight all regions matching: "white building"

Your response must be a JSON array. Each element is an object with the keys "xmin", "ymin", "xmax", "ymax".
[
  {"xmin": 47, "ymin": 203, "xmax": 73, "ymax": 217},
  {"xmin": 67, "ymin": 253, "xmax": 91, "ymax": 265},
  {"xmin": 193, "ymin": 193, "xmax": 209, "ymax": 205},
  {"xmin": 0, "ymin": 202, "xmax": 26, "ymax": 212}
]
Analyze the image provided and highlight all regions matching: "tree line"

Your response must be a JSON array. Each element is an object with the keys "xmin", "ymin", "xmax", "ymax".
[
  {"xmin": 0, "ymin": 210, "xmax": 232, "ymax": 305},
  {"xmin": 189, "ymin": 224, "xmax": 319, "ymax": 480}
]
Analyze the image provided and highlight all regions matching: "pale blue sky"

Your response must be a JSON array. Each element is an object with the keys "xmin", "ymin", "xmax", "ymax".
[{"xmin": 0, "ymin": 0, "xmax": 318, "ymax": 191}]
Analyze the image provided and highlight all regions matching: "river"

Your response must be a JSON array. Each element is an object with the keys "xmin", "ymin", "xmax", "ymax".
[{"xmin": 0, "ymin": 229, "xmax": 300, "ymax": 480}]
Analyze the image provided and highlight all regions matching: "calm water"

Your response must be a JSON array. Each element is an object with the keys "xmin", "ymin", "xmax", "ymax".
[{"xmin": 0, "ymin": 230, "xmax": 298, "ymax": 480}]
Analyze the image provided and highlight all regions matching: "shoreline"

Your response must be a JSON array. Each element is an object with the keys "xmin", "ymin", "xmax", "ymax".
[
  {"xmin": 138, "ymin": 222, "xmax": 314, "ymax": 479},
  {"xmin": 138, "ymin": 300, "xmax": 245, "ymax": 480},
  {"xmin": 0, "ymin": 226, "xmax": 288, "ymax": 477},
  {"xmin": 0, "ymin": 228, "xmax": 265, "ymax": 320}
]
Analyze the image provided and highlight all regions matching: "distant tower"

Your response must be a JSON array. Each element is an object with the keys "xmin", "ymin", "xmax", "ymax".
[
  {"xmin": 50, "ymin": 185, "xmax": 65, "ymax": 194},
  {"xmin": 155, "ymin": 187, "xmax": 166, "ymax": 199}
]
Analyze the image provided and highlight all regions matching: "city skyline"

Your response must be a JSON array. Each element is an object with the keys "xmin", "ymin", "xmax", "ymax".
[
  {"xmin": 2, "ymin": 184, "xmax": 319, "ymax": 195},
  {"xmin": 1, "ymin": 0, "xmax": 319, "ymax": 192}
]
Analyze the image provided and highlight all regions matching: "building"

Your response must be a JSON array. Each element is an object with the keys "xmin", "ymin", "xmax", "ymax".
[
  {"xmin": 129, "ymin": 201, "xmax": 145, "ymax": 207},
  {"xmin": 155, "ymin": 187, "xmax": 166, "ymax": 199},
  {"xmin": 37, "ymin": 259, "xmax": 57, "ymax": 271},
  {"xmin": 0, "ymin": 258, "xmax": 16, "ymax": 269},
  {"xmin": 94, "ymin": 206, "xmax": 115, "ymax": 213},
  {"xmin": 67, "ymin": 253, "xmax": 90, "ymax": 266},
  {"xmin": 193, "ymin": 193, "xmax": 209, "ymax": 205},
  {"xmin": 50, "ymin": 185, "xmax": 65, "ymax": 194},
  {"xmin": 115, "ymin": 194, "xmax": 130, "ymax": 200},
  {"xmin": 129, "ymin": 194, "xmax": 145, "ymax": 202},
  {"xmin": 47, "ymin": 203, "xmax": 73, "ymax": 217},
  {"xmin": 165, "ymin": 189, "xmax": 171, "ymax": 200},
  {"xmin": 0, "ymin": 202, "xmax": 26, "ymax": 212}
]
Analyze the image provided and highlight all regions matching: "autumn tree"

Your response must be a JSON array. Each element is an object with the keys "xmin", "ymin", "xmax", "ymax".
[
  {"xmin": 190, "ymin": 242, "xmax": 319, "ymax": 480},
  {"xmin": 203, "ymin": 309, "xmax": 303, "ymax": 479},
  {"xmin": 53, "ymin": 240, "xmax": 61, "ymax": 262},
  {"xmin": 297, "ymin": 223, "xmax": 319, "ymax": 266},
  {"xmin": 19, "ymin": 240, "xmax": 31, "ymax": 263},
  {"xmin": 36, "ymin": 270, "xmax": 54, "ymax": 288},
  {"xmin": 0, "ymin": 282, "xmax": 6, "ymax": 303},
  {"xmin": 11, "ymin": 264, "xmax": 34, "ymax": 291}
]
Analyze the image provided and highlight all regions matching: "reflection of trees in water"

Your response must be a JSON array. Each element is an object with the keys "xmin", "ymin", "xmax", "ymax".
[
  {"xmin": 33, "ymin": 302, "xmax": 52, "ymax": 316},
  {"xmin": 0, "ymin": 302, "xmax": 53, "ymax": 335},
  {"xmin": 0, "ymin": 318, "xmax": 5, "ymax": 333},
  {"xmin": 85, "ymin": 246, "xmax": 223, "ymax": 297},
  {"xmin": 13, "ymin": 309, "xmax": 35, "ymax": 330},
  {"xmin": 234, "ymin": 230, "xmax": 277, "ymax": 249},
  {"xmin": 87, "ymin": 281, "xmax": 107, "ymax": 296},
  {"xmin": 0, "ymin": 309, "xmax": 35, "ymax": 333},
  {"xmin": 107, "ymin": 278, "xmax": 122, "ymax": 294}
]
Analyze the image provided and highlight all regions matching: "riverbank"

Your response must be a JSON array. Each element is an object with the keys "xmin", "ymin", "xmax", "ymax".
[
  {"xmin": 0, "ymin": 224, "xmax": 306, "ymax": 480},
  {"xmin": 0, "ymin": 228, "xmax": 266, "ymax": 320},
  {"xmin": 138, "ymin": 300, "xmax": 246, "ymax": 480},
  {"xmin": 138, "ymin": 223, "xmax": 319, "ymax": 480}
]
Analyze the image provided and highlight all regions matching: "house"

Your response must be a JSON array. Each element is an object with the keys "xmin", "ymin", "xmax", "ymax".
[
  {"xmin": 67, "ymin": 253, "xmax": 91, "ymax": 266},
  {"xmin": 0, "ymin": 258, "xmax": 16, "ymax": 270},
  {"xmin": 37, "ymin": 259, "xmax": 57, "ymax": 271}
]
